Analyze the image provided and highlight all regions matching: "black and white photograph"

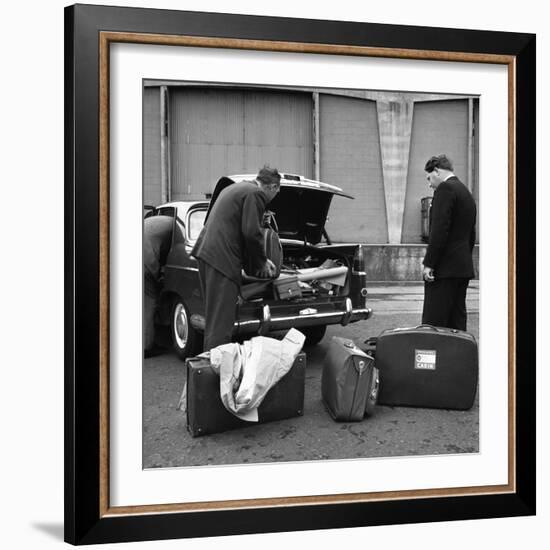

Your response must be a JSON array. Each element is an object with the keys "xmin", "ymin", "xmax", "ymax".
[{"xmin": 142, "ymin": 81, "xmax": 480, "ymax": 468}]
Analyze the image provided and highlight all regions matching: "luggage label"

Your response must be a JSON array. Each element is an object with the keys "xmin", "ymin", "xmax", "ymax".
[{"xmin": 415, "ymin": 349, "xmax": 437, "ymax": 371}]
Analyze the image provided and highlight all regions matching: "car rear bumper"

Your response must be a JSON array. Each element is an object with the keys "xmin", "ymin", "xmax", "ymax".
[{"xmin": 191, "ymin": 297, "xmax": 372, "ymax": 335}]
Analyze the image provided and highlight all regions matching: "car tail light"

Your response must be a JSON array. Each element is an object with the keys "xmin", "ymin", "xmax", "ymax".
[
  {"xmin": 352, "ymin": 247, "xmax": 368, "ymax": 307},
  {"xmin": 353, "ymin": 246, "xmax": 366, "ymax": 275}
]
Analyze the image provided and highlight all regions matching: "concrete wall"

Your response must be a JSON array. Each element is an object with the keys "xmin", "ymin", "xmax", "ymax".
[
  {"xmin": 363, "ymin": 245, "xmax": 480, "ymax": 281},
  {"xmin": 142, "ymin": 85, "xmax": 480, "ymax": 265}
]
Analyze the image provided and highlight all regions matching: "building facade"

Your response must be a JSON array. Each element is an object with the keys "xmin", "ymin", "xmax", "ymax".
[{"xmin": 143, "ymin": 83, "xmax": 479, "ymax": 278}]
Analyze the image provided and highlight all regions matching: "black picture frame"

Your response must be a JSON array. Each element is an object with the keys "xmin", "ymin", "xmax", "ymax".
[{"xmin": 65, "ymin": 3, "xmax": 536, "ymax": 545}]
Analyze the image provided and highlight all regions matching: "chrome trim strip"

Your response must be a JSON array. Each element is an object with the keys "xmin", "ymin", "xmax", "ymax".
[
  {"xmin": 236, "ymin": 307, "xmax": 372, "ymax": 329},
  {"xmin": 164, "ymin": 265, "xmax": 199, "ymax": 272},
  {"xmin": 259, "ymin": 304, "xmax": 271, "ymax": 335},
  {"xmin": 352, "ymin": 270, "xmax": 368, "ymax": 276},
  {"xmin": 341, "ymin": 298, "xmax": 353, "ymax": 326}
]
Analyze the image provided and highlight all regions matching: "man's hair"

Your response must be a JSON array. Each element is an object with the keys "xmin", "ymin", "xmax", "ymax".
[
  {"xmin": 257, "ymin": 165, "xmax": 281, "ymax": 187},
  {"xmin": 424, "ymin": 155, "xmax": 454, "ymax": 173}
]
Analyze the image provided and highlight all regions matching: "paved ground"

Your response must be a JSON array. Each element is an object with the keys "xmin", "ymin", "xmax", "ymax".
[{"xmin": 143, "ymin": 282, "xmax": 479, "ymax": 468}]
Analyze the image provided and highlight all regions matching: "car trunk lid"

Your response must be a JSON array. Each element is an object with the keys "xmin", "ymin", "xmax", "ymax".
[{"xmin": 206, "ymin": 174, "xmax": 353, "ymax": 245}]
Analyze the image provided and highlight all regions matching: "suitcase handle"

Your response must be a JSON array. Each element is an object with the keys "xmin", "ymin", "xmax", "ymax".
[
  {"xmin": 415, "ymin": 324, "xmax": 441, "ymax": 331},
  {"xmin": 415, "ymin": 324, "xmax": 460, "ymax": 334}
]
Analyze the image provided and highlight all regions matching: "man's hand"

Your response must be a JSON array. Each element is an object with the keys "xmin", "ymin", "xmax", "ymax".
[
  {"xmin": 257, "ymin": 259, "xmax": 277, "ymax": 279},
  {"xmin": 423, "ymin": 266, "xmax": 435, "ymax": 282}
]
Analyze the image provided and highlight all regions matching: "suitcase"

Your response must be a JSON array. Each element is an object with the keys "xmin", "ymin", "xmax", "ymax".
[
  {"xmin": 376, "ymin": 325, "xmax": 478, "ymax": 410},
  {"xmin": 262, "ymin": 225, "xmax": 283, "ymax": 277},
  {"xmin": 244, "ymin": 211, "xmax": 283, "ymax": 278},
  {"xmin": 362, "ymin": 336, "xmax": 378, "ymax": 358},
  {"xmin": 321, "ymin": 336, "xmax": 379, "ymax": 422},
  {"xmin": 274, "ymin": 274, "xmax": 302, "ymax": 300},
  {"xmin": 185, "ymin": 352, "xmax": 306, "ymax": 437}
]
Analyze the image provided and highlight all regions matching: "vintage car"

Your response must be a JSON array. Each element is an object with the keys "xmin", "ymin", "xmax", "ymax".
[{"xmin": 148, "ymin": 173, "xmax": 373, "ymax": 360}]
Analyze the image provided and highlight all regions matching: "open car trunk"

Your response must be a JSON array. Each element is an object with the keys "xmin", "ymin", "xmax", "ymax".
[
  {"xmin": 234, "ymin": 240, "xmax": 360, "ymax": 337},
  {"xmin": 241, "ymin": 242, "xmax": 352, "ymax": 303}
]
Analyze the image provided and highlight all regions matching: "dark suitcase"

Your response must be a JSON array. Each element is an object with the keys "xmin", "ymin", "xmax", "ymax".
[
  {"xmin": 321, "ymin": 336, "xmax": 379, "ymax": 421},
  {"xmin": 376, "ymin": 325, "xmax": 478, "ymax": 410},
  {"xmin": 362, "ymin": 336, "xmax": 378, "ymax": 358},
  {"xmin": 273, "ymin": 274, "xmax": 302, "ymax": 300},
  {"xmin": 185, "ymin": 352, "xmax": 306, "ymax": 437},
  {"xmin": 244, "ymin": 211, "xmax": 283, "ymax": 278}
]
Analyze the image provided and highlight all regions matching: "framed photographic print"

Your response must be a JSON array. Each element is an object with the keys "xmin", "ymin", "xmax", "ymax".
[{"xmin": 64, "ymin": 3, "xmax": 536, "ymax": 545}]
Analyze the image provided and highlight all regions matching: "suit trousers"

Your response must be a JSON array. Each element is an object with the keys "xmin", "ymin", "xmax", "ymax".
[
  {"xmin": 197, "ymin": 259, "xmax": 239, "ymax": 352},
  {"xmin": 143, "ymin": 271, "xmax": 160, "ymax": 352},
  {"xmin": 422, "ymin": 277, "xmax": 470, "ymax": 331}
]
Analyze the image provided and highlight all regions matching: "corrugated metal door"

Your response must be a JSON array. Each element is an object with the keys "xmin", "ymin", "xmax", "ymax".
[
  {"xmin": 403, "ymin": 99, "xmax": 469, "ymax": 243},
  {"xmin": 143, "ymin": 87, "xmax": 162, "ymax": 206},
  {"xmin": 170, "ymin": 89, "xmax": 313, "ymax": 200},
  {"xmin": 320, "ymin": 94, "xmax": 386, "ymax": 243}
]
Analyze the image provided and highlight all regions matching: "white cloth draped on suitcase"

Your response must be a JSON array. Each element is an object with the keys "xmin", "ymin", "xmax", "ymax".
[{"xmin": 208, "ymin": 328, "xmax": 305, "ymax": 421}]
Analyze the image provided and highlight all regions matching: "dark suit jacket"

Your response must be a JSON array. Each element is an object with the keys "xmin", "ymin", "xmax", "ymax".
[
  {"xmin": 423, "ymin": 176, "xmax": 477, "ymax": 279},
  {"xmin": 191, "ymin": 180, "xmax": 268, "ymax": 284},
  {"xmin": 143, "ymin": 215, "xmax": 174, "ymax": 296},
  {"xmin": 144, "ymin": 215, "xmax": 173, "ymax": 280}
]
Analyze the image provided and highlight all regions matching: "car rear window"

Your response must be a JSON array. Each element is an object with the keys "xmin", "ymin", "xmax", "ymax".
[
  {"xmin": 156, "ymin": 206, "xmax": 175, "ymax": 217},
  {"xmin": 188, "ymin": 209, "xmax": 207, "ymax": 240}
]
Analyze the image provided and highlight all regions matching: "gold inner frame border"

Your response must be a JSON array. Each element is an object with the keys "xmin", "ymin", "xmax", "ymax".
[{"xmin": 98, "ymin": 31, "xmax": 517, "ymax": 518}]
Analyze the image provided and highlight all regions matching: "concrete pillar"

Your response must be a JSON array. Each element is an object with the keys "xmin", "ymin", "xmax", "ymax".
[
  {"xmin": 467, "ymin": 98, "xmax": 474, "ymax": 192},
  {"xmin": 160, "ymin": 86, "xmax": 170, "ymax": 203},
  {"xmin": 313, "ymin": 92, "xmax": 320, "ymax": 181},
  {"xmin": 376, "ymin": 100, "xmax": 414, "ymax": 244}
]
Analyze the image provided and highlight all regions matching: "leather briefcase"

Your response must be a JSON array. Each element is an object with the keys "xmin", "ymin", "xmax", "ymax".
[
  {"xmin": 321, "ymin": 336, "xmax": 379, "ymax": 422},
  {"xmin": 376, "ymin": 325, "xmax": 478, "ymax": 410},
  {"xmin": 273, "ymin": 274, "xmax": 302, "ymax": 300},
  {"xmin": 184, "ymin": 351, "xmax": 306, "ymax": 437}
]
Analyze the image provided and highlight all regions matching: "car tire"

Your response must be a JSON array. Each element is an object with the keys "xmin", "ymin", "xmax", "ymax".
[
  {"xmin": 171, "ymin": 299, "xmax": 200, "ymax": 361},
  {"xmin": 302, "ymin": 325, "xmax": 327, "ymax": 346}
]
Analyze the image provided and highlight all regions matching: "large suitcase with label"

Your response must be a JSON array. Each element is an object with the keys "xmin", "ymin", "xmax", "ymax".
[
  {"xmin": 376, "ymin": 325, "xmax": 478, "ymax": 410},
  {"xmin": 185, "ymin": 352, "xmax": 306, "ymax": 437},
  {"xmin": 321, "ymin": 336, "xmax": 379, "ymax": 421}
]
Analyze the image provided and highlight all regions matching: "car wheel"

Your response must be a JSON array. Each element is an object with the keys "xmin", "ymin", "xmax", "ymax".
[
  {"xmin": 302, "ymin": 325, "xmax": 327, "ymax": 346},
  {"xmin": 171, "ymin": 299, "xmax": 200, "ymax": 360}
]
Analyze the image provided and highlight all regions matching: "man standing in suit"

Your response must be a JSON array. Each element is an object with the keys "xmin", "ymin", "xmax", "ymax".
[
  {"xmin": 192, "ymin": 166, "xmax": 281, "ymax": 351},
  {"xmin": 422, "ymin": 155, "xmax": 477, "ymax": 331}
]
